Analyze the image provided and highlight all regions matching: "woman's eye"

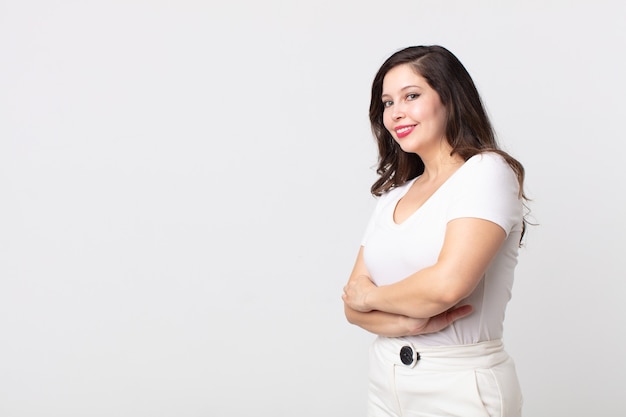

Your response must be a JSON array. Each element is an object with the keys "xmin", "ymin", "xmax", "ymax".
[
  {"xmin": 383, "ymin": 100, "xmax": 393, "ymax": 108},
  {"xmin": 407, "ymin": 93, "xmax": 419, "ymax": 100}
]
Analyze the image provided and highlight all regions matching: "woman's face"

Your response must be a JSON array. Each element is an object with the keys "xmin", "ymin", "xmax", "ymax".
[{"xmin": 381, "ymin": 64, "xmax": 448, "ymax": 156}]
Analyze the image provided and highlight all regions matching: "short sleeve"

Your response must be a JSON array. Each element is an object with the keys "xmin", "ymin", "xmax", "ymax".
[{"xmin": 446, "ymin": 153, "xmax": 523, "ymax": 235}]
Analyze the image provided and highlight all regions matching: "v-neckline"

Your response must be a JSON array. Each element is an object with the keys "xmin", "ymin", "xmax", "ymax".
[{"xmin": 391, "ymin": 158, "xmax": 469, "ymax": 226}]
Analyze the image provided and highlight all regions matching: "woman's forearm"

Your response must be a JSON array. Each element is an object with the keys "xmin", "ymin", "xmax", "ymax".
[
  {"xmin": 344, "ymin": 267, "xmax": 455, "ymax": 319},
  {"xmin": 344, "ymin": 303, "xmax": 474, "ymax": 337},
  {"xmin": 344, "ymin": 304, "xmax": 419, "ymax": 337},
  {"xmin": 366, "ymin": 264, "xmax": 458, "ymax": 319}
]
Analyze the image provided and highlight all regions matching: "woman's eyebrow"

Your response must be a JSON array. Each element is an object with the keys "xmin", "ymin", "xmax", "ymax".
[{"xmin": 381, "ymin": 85, "xmax": 423, "ymax": 97}]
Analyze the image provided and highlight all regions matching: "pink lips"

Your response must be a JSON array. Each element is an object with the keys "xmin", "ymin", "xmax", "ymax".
[{"xmin": 394, "ymin": 125, "xmax": 416, "ymax": 139}]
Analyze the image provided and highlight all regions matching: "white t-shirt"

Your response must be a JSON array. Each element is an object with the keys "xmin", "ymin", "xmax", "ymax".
[{"xmin": 361, "ymin": 152, "xmax": 523, "ymax": 346}]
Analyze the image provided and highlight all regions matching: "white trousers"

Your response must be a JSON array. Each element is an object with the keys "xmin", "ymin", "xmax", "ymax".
[{"xmin": 367, "ymin": 338, "xmax": 523, "ymax": 417}]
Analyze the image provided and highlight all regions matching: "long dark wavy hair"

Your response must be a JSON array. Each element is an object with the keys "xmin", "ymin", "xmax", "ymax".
[{"xmin": 369, "ymin": 45, "xmax": 529, "ymax": 240}]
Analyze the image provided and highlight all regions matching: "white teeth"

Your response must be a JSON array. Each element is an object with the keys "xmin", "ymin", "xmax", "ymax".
[{"xmin": 397, "ymin": 126, "xmax": 413, "ymax": 133}]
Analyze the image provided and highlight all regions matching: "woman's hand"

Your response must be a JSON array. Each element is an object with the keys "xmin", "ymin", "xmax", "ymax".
[
  {"xmin": 402, "ymin": 304, "xmax": 473, "ymax": 335},
  {"xmin": 342, "ymin": 274, "xmax": 376, "ymax": 312}
]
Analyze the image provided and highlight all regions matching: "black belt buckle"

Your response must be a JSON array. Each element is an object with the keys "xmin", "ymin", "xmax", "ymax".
[{"xmin": 400, "ymin": 345, "xmax": 420, "ymax": 365}]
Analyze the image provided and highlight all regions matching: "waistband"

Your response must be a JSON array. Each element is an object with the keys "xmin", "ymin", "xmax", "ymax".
[{"xmin": 370, "ymin": 337, "xmax": 509, "ymax": 371}]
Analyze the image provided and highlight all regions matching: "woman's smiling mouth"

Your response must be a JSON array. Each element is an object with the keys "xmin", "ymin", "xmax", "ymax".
[{"xmin": 395, "ymin": 125, "xmax": 416, "ymax": 138}]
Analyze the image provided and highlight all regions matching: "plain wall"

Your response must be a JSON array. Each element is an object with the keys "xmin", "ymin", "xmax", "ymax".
[{"xmin": 1, "ymin": 0, "xmax": 625, "ymax": 415}]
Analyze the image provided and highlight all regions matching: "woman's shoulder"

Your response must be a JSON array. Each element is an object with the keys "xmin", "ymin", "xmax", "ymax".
[
  {"xmin": 460, "ymin": 151, "xmax": 519, "ymax": 195},
  {"xmin": 465, "ymin": 151, "xmax": 513, "ymax": 173}
]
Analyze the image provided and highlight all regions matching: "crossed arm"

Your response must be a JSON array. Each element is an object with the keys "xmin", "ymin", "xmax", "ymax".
[{"xmin": 342, "ymin": 217, "xmax": 506, "ymax": 337}]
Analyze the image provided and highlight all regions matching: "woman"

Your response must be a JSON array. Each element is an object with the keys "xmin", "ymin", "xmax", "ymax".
[{"xmin": 342, "ymin": 45, "xmax": 527, "ymax": 417}]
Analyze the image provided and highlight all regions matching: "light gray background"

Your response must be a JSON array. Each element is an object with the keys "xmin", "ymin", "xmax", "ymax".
[{"xmin": 1, "ymin": 0, "xmax": 625, "ymax": 416}]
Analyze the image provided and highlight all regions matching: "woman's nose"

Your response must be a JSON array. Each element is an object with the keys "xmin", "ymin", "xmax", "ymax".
[{"xmin": 392, "ymin": 106, "xmax": 405, "ymax": 120}]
